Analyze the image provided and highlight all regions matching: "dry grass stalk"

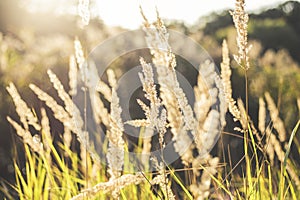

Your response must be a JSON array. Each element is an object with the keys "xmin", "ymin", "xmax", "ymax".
[
  {"xmin": 41, "ymin": 108, "xmax": 52, "ymax": 164},
  {"xmin": 268, "ymin": 128, "xmax": 300, "ymax": 189},
  {"xmin": 74, "ymin": 38, "xmax": 85, "ymax": 70},
  {"xmin": 141, "ymin": 9, "xmax": 196, "ymax": 164},
  {"xmin": 191, "ymin": 155, "xmax": 219, "ymax": 200},
  {"xmin": 6, "ymin": 83, "xmax": 44, "ymax": 153},
  {"xmin": 7, "ymin": 117, "xmax": 43, "ymax": 154},
  {"xmin": 29, "ymin": 73, "xmax": 100, "ymax": 164},
  {"xmin": 215, "ymin": 76, "xmax": 227, "ymax": 129},
  {"xmin": 90, "ymin": 90, "xmax": 110, "ymax": 126},
  {"xmin": 63, "ymin": 127, "xmax": 72, "ymax": 149},
  {"xmin": 126, "ymin": 57, "xmax": 167, "ymax": 163},
  {"xmin": 194, "ymin": 60, "xmax": 226, "ymax": 156},
  {"xmin": 151, "ymin": 158, "xmax": 176, "ymax": 200},
  {"xmin": 107, "ymin": 69, "xmax": 117, "ymax": 89},
  {"xmin": 141, "ymin": 8, "xmax": 194, "ymax": 130},
  {"xmin": 47, "ymin": 70, "xmax": 79, "ymax": 122},
  {"xmin": 220, "ymin": 40, "xmax": 241, "ymax": 122},
  {"xmin": 29, "ymin": 84, "xmax": 75, "ymax": 131},
  {"xmin": 107, "ymin": 89, "xmax": 125, "ymax": 179},
  {"xmin": 264, "ymin": 92, "xmax": 286, "ymax": 142},
  {"xmin": 236, "ymin": 99, "xmax": 262, "ymax": 145},
  {"xmin": 258, "ymin": 97, "xmax": 266, "ymax": 133},
  {"xmin": 127, "ymin": 58, "xmax": 161, "ymax": 129},
  {"xmin": 230, "ymin": 0, "xmax": 251, "ymax": 70},
  {"xmin": 265, "ymin": 127, "xmax": 275, "ymax": 165},
  {"xmin": 96, "ymin": 80, "xmax": 112, "ymax": 102},
  {"xmin": 68, "ymin": 55, "xmax": 77, "ymax": 96},
  {"xmin": 6, "ymin": 83, "xmax": 41, "ymax": 131},
  {"xmin": 70, "ymin": 173, "xmax": 145, "ymax": 200},
  {"xmin": 151, "ymin": 174, "xmax": 175, "ymax": 200}
]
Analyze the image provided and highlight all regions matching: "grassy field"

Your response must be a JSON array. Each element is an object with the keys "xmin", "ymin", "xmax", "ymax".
[{"xmin": 1, "ymin": 0, "xmax": 300, "ymax": 199}]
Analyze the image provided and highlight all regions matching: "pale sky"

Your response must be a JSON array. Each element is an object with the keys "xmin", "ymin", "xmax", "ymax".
[{"xmin": 96, "ymin": 0, "xmax": 296, "ymax": 29}]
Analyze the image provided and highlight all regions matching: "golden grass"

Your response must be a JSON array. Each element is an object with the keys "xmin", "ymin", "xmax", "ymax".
[{"xmin": 3, "ymin": 0, "xmax": 300, "ymax": 199}]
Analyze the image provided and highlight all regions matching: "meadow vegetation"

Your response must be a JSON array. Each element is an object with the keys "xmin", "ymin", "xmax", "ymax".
[{"xmin": 0, "ymin": 0, "xmax": 300, "ymax": 199}]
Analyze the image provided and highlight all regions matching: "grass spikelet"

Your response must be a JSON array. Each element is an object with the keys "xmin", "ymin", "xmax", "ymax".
[
  {"xmin": 107, "ymin": 69, "xmax": 117, "ymax": 89},
  {"xmin": 74, "ymin": 38, "xmax": 85, "ymax": 69},
  {"xmin": 258, "ymin": 97, "xmax": 266, "ymax": 133},
  {"xmin": 40, "ymin": 108, "xmax": 52, "ymax": 163},
  {"xmin": 6, "ymin": 82, "xmax": 41, "ymax": 131},
  {"xmin": 190, "ymin": 155, "xmax": 219, "ymax": 200},
  {"xmin": 29, "ymin": 83, "xmax": 74, "ymax": 130},
  {"xmin": 70, "ymin": 173, "xmax": 145, "ymax": 200},
  {"xmin": 107, "ymin": 89, "xmax": 125, "ymax": 179},
  {"xmin": 96, "ymin": 80, "xmax": 112, "ymax": 102},
  {"xmin": 220, "ymin": 41, "xmax": 241, "ymax": 122},
  {"xmin": 230, "ymin": 0, "xmax": 251, "ymax": 70},
  {"xmin": 141, "ymin": 9, "xmax": 197, "ymax": 164},
  {"xmin": 69, "ymin": 55, "xmax": 78, "ymax": 96},
  {"xmin": 7, "ymin": 117, "xmax": 44, "ymax": 154},
  {"xmin": 151, "ymin": 158, "xmax": 176, "ymax": 200},
  {"xmin": 265, "ymin": 92, "xmax": 286, "ymax": 142}
]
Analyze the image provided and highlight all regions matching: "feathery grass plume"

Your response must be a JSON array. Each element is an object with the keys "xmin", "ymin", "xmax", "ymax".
[
  {"xmin": 236, "ymin": 98, "xmax": 249, "ymax": 131},
  {"xmin": 267, "ymin": 128, "xmax": 300, "ymax": 189},
  {"xmin": 74, "ymin": 38, "xmax": 88, "ymax": 84},
  {"xmin": 194, "ymin": 66, "xmax": 212, "ymax": 124},
  {"xmin": 107, "ymin": 88, "xmax": 125, "ymax": 180},
  {"xmin": 220, "ymin": 40, "xmax": 241, "ymax": 122},
  {"xmin": 264, "ymin": 92, "xmax": 286, "ymax": 142},
  {"xmin": 29, "ymin": 84, "xmax": 75, "ymax": 131},
  {"xmin": 151, "ymin": 174, "xmax": 175, "ymax": 200},
  {"xmin": 141, "ymin": 8, "xmax": 196, "ymax": 164},
  {"xmin": 141, "ymin": 127, "xmax": 153, "ymax": 166},
  {"xmin": 236, "ymin": 99, "xmax": 261, "ymax": 143},
  {"xmin": 126, "ymin": 58, "xmax": 161, "ymax": 129},
  {"xmin": 47, "ymin": 70, "xmax": 81, "ymax": 126},
  {"xmin": 63, "ymin": 127, "xmax": 73, "ymax": 149},
  {"xmin": 91, "ymin": 90, "xmax": 110, "ymax": 126},
  {"xmin": 41, "ymin": 108, "xmax": 52, "ymax": 163},
  {"xmin": 151, "ymin": 158, "xmax": 176, "ymax": 200},
  {"xmin": 7, "ymin": 117, "xmax": 44, "ymax": 154},
  {"xmin": 230, "ymin": 0, "xmax": 251, "ymax": 70},
  {"xmin": 215, "ymin": 76, "xmax": 227, "ymax": 128},
  {"xmin": 6, "ymin": 82, "xmax": 41, "ymax": 131},
  {"xmin": 265, "ymin": 127, "xmax": 275, "ymax": 165},
  {"xmin": 96, "ymin": 80, "xmax": 112, "ymax": 102},
  {"xmin": 127, "ymin": 58, "xmax": 166, "ymax": 165},
  {"xmin": 259, "ymin": 98, "xmax": 271, "ymax": 157},
  {"xmin": 29, "ymin": 77, "xmax": 100, "ymax": 164},
  {"xmin": 74, "ymin": 38, "xmax": 85, "ymax": 68},
  {"xmin": 196, "ymin": 110, "xmax": 221, "ymax": 156},
  {"xmin": 69, "ymin": 55, "xmax": 77, "ymax": 96},
  {"xmin": 83, "ymin": 60, "xmax": 111, "ymax": 127},
  {"xmin": 47, "ymin": 69, "xmax": 84, "ymax": 150},
  {"xmin": 194, "ymin": 60, "xmax": 227, "ymax": 156},
  {"xmin": 263, "ymin": 121, "xmax": 300, "ymax": 190},
  {"xmin": 107, "ymin": 69, "xmax": 117, "ymax": 89},
  {"xmin": 191, "ymin": 155, "xmax": 219, "ymax": 200},
  {"xmin": 258, "ymin": 97, "xmax": 266, "ymax": 133},
  {"xmin": 78, "ymin": 0, "xmax": 90, "ymax": 26},
  {"xmin": 70, "ymin": 173, "xmax": 145, "ymax": 200}
]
